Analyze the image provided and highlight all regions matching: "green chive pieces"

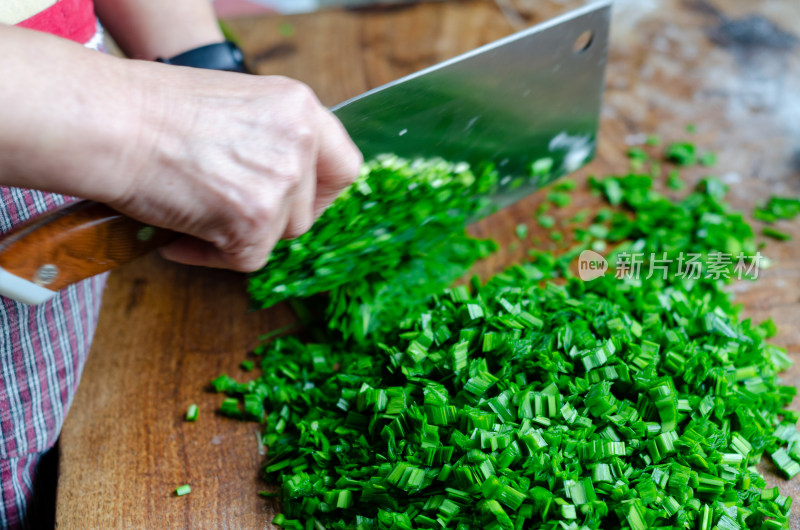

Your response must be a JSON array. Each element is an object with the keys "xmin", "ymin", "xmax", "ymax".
[
  {"xmin": 185, "ymin": 404, "xmax": 198, "ymax": 422},
  {"xmin": 763, "ymin": 227, "xmax": 792, "ymax": 241},
  {"xmin": 214, "ymin": 136, "xmax": 798, "ymax": 529},
  {"xmin": 666, "ymin": 142, "xmax": 696, "ymax": 166},
  {"xmin": 175, "ymin": 484, "xmax": 191, "ymax": 496}
]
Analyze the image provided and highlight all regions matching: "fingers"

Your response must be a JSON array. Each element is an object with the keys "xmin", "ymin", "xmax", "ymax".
[
  {"xmin": 313, "ymin": 108, "xmax": 363, "ymax": 219},
  {"xmin": 160, "ymin": 236, "xmax": 271, "ymax": 272},
  {"xmin": 160, "ymin": 186, "xmax": 292, "ymax": 272},
  {"xmin": 281, "ymin": 125, "xmax": 319, "ymax": 240},
  {"xmin": 160, "ymin": 229, "xmax": 280, "ymax": 273},
  {"xmin": 159, "ymin": 237, "xmax": 232, "ymax": 269}
]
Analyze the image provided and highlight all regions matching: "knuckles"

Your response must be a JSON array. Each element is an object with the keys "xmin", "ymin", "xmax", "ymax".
[
  {"xmin": 284, "ymin": 124, "xmax": 316, "ymax": 154},
  {"xmin": 341, "ymin": 148, "xmax": 364, "ymax": 187},
  {"xmin": 210, "ymin": 190, "xmax": 278, "ymax": 254},
  {"xmin": 236, "ymin": 191, "xmax": 280, "ymax": 236},
  {"xmin": 228, "ymin": 251, "xmax": 270, "ymax": 273},
  {"xmin": 277, "ymin": 77, "xmax": 319, "ymax": 110},
  {"xmin": 269, "ymin": 156, "xmax": 308, "ymax": 191},
  {"xmin": 283, "ymin": 214, "xmax": 314, "ymax": 240}
]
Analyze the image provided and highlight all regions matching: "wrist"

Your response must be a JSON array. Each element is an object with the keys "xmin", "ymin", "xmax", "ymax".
[
  {"xmin": 105, "ymin": 59, "xmax": 236, "ymax": 210},
  {"xmin": 80, "ymin": 57, "xmax": 177, "ymax": 206}
]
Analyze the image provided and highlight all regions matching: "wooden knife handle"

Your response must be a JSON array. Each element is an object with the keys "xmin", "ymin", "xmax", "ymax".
[{"xmin": 0, "ymin": 200, "xmax": 178, "ymax": 293}]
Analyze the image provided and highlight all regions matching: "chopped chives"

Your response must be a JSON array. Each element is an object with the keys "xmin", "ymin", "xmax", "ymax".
[
  {"xmin": 537, "ymin": 214, "xmax": 555, "ymax": 229},
  {"xmin": 763, "ymin": 226, "xmax": 792, "ymax": 241},
  {"xmin": 175, "ymin": 484, "xmax": 191, "ymax": 496},
  {"xmin": 547, "ymin": 191, "xmax": 571, "ymax": 208},
  {"xmin": 185, "ymin": 404, "xmax": 198, "ymax": 422},
  {"xmin": 667, "ymin": 169, "xmax": 684, "ymax": 190},
  {"xmin": 213, "ymin": 137, "xmax": 798, "ymax": 530},
  {"xmin": 771, "ymin": 448, "xmax": 800, "ymax": 479},
  {"xmin": 699, "ymin": 152, "xmax": 717, "ymax": 166},
  {"xmin": 666, "ymin": 142, "xmax": 696, "ymax": 166},
  {"xmin": 646, "ymin": 134, "xmax": 661, "ymax": 146}
]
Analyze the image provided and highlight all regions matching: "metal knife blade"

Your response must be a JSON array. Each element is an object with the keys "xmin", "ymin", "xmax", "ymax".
[{"xmin": 333, "ymin": 0, "xmax": 611, "ymax": 209}]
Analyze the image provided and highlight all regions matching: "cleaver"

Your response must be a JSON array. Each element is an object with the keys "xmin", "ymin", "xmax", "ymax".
[{"xmin": 0, "ymin": 1, "xmax": 611, "ymax": 305}]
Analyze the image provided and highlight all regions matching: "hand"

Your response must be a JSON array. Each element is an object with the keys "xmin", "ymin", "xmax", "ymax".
[{"xmin": 110, "ymin": 68, "xmax": 363, "ymax": 272}]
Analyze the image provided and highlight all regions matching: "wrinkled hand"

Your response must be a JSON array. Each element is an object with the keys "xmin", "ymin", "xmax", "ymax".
[{"xmin": 111, "ymin": 69, "xmax": 362, "ymax": 272}]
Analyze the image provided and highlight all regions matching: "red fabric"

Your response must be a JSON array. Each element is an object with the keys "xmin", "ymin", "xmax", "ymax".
[{"xmin": 16, "ymin": 0, "xmax": 97, "ymax": 44}]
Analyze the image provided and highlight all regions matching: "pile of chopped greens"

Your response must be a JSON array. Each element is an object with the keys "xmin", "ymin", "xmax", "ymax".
[
  {"xmin": 248, "ymin": 156, "xmax": 501, "ymax": 308},
  {"xmin": 212, "ymin": 141, "xmax": 800, "ymax": 529},
  {"xmin": 248, "ymin": 153, "xmax": 561, "ymax": 311}
]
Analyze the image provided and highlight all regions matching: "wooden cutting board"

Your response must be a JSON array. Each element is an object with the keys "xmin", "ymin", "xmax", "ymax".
[{"xmin": 56, "ymin": 0, "xmax": 800, "ymax": 527}]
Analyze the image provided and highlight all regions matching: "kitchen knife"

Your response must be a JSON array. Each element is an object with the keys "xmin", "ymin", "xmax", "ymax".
[{"xmin": 0, "ymin": 0, "xmax": 611, "ymax": 305}]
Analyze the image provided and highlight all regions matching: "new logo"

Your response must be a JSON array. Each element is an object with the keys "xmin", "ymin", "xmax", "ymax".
[{"xmin": 578, "ymin": 250, "xmax": 608, "ymax": 281}]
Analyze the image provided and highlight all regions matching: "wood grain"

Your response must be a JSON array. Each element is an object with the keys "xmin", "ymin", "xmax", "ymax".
[
  {"xmin": 57, "ymin": 0, "xmax": 800, "ymax": 528},
  {"xmin": 0, "ymin": 201, "xmax": 176, "ymax": 293}
]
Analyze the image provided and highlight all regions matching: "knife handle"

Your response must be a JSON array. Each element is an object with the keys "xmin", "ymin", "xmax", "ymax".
[{"xmin": 0, "ymin": 200, "xmax": 178, "ymax": 304}]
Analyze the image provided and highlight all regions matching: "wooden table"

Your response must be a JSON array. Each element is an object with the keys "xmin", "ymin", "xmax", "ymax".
[{"xmin": 56, "ymin": 0, "xmax": 800, "ymax": 527}]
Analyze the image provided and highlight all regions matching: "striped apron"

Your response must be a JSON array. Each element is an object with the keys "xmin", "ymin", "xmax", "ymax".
[{"xmin": 0, "ymin": 1, "xmax": 106, "ymax": 527}]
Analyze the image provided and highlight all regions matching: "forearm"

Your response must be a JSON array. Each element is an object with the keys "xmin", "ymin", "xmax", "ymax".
[
  {"xmin": 0, "ymin": 24, "xmax": 157, "ymax": 203},
  {"xmin": 93, "ymin": 0, "xmax": 224, "ymax": 60}
]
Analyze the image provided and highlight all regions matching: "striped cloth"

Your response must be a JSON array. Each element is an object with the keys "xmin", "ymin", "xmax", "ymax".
[{"xmin": 1, "ymin": 1, "xmax": 106, "ymax": 528}]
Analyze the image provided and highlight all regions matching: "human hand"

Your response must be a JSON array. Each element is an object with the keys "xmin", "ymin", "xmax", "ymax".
[{"xmin": 109, "ymin": 68, "xmax": 362, "ymax": 272}]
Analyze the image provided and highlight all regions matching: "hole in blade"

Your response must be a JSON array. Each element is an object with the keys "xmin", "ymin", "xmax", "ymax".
[{"xmin": 573, "ymin": 30, "xmax": 594, "ymax": 53}]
